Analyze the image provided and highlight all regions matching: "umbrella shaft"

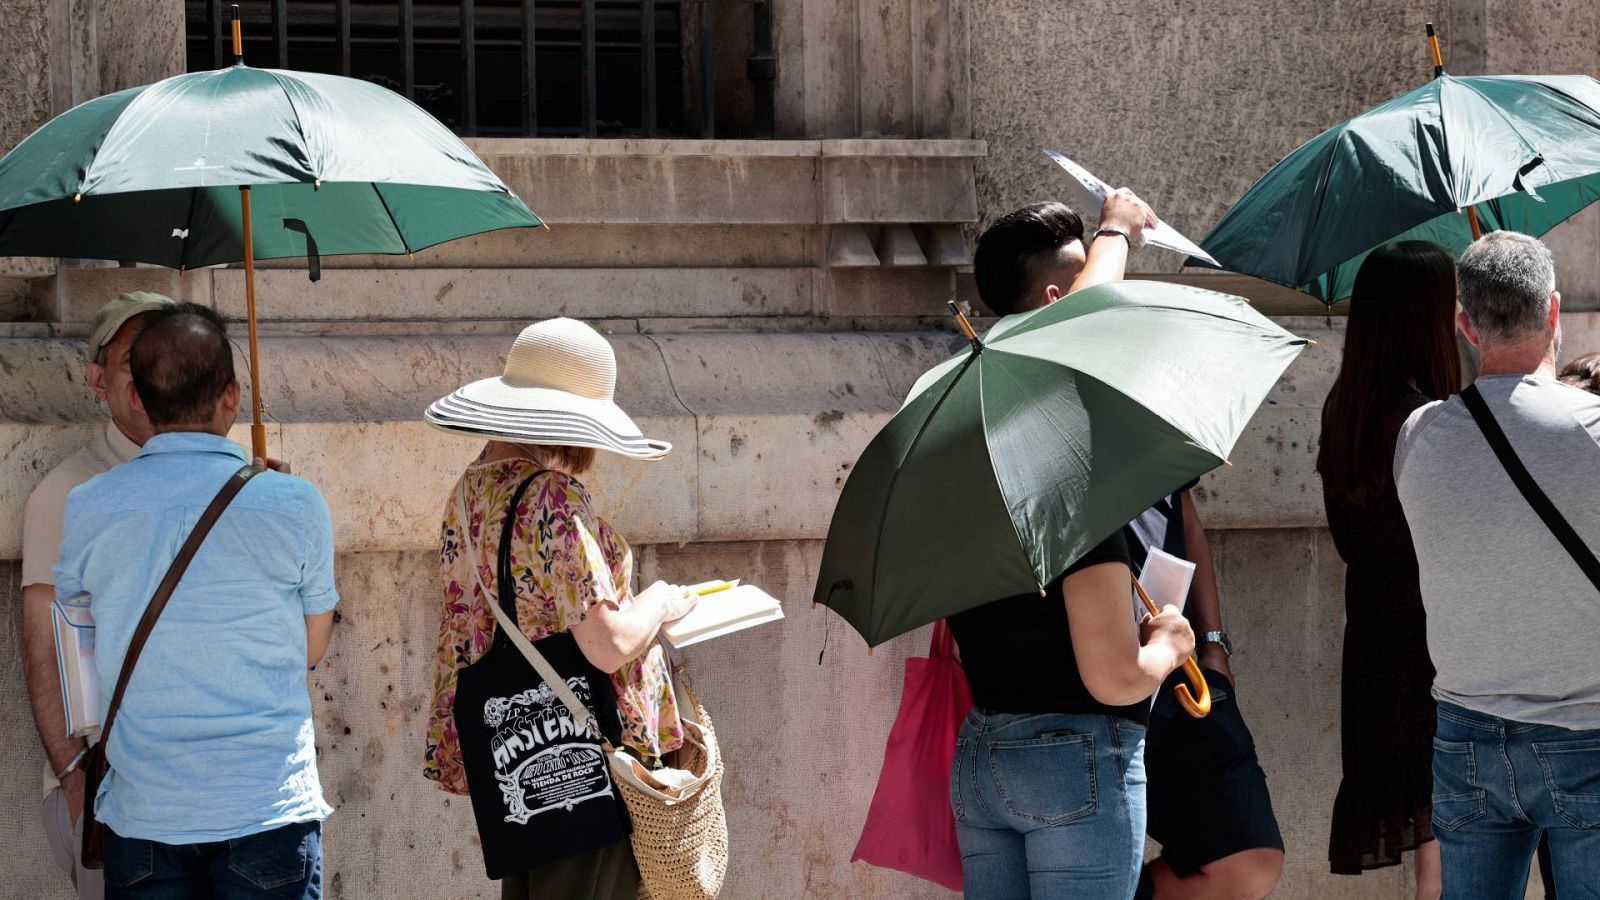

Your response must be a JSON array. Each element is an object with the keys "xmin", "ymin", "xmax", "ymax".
[{"xmin": 240, "ymin": 187, "xmax": 267, "ymax": 462}]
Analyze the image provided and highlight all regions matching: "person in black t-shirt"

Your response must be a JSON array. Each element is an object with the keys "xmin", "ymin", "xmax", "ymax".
[
  {"xmin": 966, "ymin": 197, "xmax": 1282, "ymax": 899},
  {"xmin": 1125, "ymin": 489, "xmax": 1285, "ymax": 900},
  {"xmin": 945, "ymin": 192, "xmax": 1196, "ymax": 899}
]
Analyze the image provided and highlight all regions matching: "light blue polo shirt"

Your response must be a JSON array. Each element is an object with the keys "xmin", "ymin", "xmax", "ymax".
[{"xmin": 54, "ymin": 431, "xmax": 339, "ymax": 843}]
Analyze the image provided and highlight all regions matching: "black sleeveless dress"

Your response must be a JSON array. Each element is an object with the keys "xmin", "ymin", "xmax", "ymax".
[{"xmin": 1323, "ymin": 388, "xmax": 1436, "ymax": 873}]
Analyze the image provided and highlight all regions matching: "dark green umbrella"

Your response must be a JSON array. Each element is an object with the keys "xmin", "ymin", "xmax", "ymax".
[
  {"xmin": 813, "ymin": 280, "xmax": 1307, "ymax": 651},
  {"xmin": 1194, "ymin": 70, "xmax": 1600, "ymax": 303},
  {"xmin": 0, "ymin": 12, "xmax": 540, "ymax": 459}
]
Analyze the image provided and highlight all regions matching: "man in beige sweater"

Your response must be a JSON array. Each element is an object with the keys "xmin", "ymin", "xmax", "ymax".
[{"xmin": 21, "ymin": 291, "xmax": 174, "ymax": 899}]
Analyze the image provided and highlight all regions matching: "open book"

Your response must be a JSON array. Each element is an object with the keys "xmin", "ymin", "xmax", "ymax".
[
  {"xmin": 52, "ymin": 597, "xmax": 102, "ymax": 737},
  {"xmin": 661, "ymin": 581, "xmax": 786, "ymax": 649}
]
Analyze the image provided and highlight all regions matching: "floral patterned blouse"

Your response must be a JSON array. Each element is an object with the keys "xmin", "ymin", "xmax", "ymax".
[{"xmin": 424, "ymin": 457, "xmax": 683, "ymax": 795}]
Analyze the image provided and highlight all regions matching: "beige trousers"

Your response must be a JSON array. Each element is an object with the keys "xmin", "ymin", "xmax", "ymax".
[{"xmin": 44, "ymin": 786, "xmax": 104, "ymax": 900}]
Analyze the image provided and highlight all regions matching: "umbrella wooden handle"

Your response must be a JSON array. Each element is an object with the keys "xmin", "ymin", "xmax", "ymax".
[
  {"xmin": 1132, "ymin": 576, "xmax": 1212, "ymax": 718},
  {"xmin": 1426, "ymin": 22, "xmax": 1445, "ymax": 78}
]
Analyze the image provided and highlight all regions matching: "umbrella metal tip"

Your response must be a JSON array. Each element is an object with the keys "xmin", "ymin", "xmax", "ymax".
[
  {"xmin": 313, "ymin": 179, "xmax": 321, "ymax": 191},
  {"xmin": 73, "ymin": 192, "xmax": 81, "ymax": 203}
]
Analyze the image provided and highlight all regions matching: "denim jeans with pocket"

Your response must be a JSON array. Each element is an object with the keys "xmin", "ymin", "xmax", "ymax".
[
  {"xmin": 951, "ymin": 710, "xmax": 1147, "ymax": 899},
  {"xmin": 104, "ymin": 820, "xmax": 322, "ymax": 899},
  {"xmin": 1432, "ymin": 702, "xmax": 1600, "ymax": 899}
]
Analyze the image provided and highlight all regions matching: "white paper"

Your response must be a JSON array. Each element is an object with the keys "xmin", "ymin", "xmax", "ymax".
[
  {"xmin": 1043, "ymin": 150, "xmax": 1220, "ymax": 267},
  {"xmin": 1132, "ymin": 546, "xmax": 1196, "ymax": 622},
  {"xmin": 662, "ymin": 584, "xmax": 786, "ymax": 649},
  {"xmin": 51, "ymin": 598, "xmax": 101, "ymax": 737}
]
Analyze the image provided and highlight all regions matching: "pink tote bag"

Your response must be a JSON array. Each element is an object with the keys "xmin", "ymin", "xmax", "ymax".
[{"xmin": 851, "ymin": 621, "xmax": 974, "ymax": 891}]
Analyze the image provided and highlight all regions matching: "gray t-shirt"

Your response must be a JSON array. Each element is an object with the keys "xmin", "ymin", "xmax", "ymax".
[{"xmin": 1395, "ymin": 374, "xmax": 1600, "ymax": 729}]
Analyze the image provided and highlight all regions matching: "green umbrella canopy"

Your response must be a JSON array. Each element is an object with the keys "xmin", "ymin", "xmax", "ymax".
[
  {"xmin": 0, "ymin": 63, "xmax": 540, "ymax": 266},
  {"xmin": 813, "ymin": 281, "xmax": 1308, "ymax": 647},
  {"xmin": 1195, "ymin": 74, "xmax": 1600, "ymax": 303}
]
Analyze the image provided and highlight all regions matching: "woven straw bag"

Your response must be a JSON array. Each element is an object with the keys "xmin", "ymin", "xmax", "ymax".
[{"xmin": 614, "ymin": 672, "xmax": 729, "ymax": 900}]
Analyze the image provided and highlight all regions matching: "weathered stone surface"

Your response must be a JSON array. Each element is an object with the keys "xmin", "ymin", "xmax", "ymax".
[
  {"xmin": 212, "ymin": 267, "xmax": 819, "ymax": 323},
  {"xmin": 96, "ymin": 0, "xmax": 183, "ymax": 93},
  {"xmin": 0, "ymin": 0, "xmax": 53, "ymax": 157},
  {"xmin": 252, "ymin": 224, "xmax": 820, "ymax": 270},
  {"xmin": 971, "ymin": 1, "xmax": 1453, "ymax": 263},
  {"xmin": 54, "ymin": 266, "xmax": 214, "ymax": 327},
  {"xmin": 821, "ymin": 151, "xmax": 986, "ymax": 224},
  {"xmin": 465, "ymin": 138, "xmax": 986, "ymax": 228}
]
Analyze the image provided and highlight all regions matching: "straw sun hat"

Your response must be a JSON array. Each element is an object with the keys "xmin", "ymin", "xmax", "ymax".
[{"xmin": 426, "ymin": 318, "xmax": 671, "ymax": 460}]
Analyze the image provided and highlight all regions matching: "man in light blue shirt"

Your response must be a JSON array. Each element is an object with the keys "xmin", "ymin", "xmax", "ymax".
[{"xmin": 54, "ymin": 303, "xmax": 338, "ymax": 898}]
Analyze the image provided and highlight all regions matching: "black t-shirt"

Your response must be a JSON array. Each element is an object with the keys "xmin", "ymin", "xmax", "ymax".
[{"xmin": 947, "ymin": 530, "xmax": 1141, "ymax": 722}]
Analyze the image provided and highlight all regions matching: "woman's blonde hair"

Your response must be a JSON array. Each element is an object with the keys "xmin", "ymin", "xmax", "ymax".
[{"xmin": 520, "ymin": 443, "xmax": 598, "ymax": 476}]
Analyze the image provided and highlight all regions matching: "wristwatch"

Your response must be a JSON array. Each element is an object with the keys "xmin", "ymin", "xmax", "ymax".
[
  {"xmin": 1200, "ymin": 630, "xmax": 1233, "ymax": 657},
  {"xmin": 1094, "ymin": 225, "xmax": 1132, "ymax": 246}
]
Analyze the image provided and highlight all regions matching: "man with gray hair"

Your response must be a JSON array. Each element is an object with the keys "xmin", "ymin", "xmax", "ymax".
[{"xmin": 1395, "ymin": 231, "xmax": 1600, "ymax": 896}]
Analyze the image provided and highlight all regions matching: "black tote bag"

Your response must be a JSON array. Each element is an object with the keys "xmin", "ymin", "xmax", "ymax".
[{"xmin": 452, "ymin": 471, "xmax": 631, "ymax": 880}]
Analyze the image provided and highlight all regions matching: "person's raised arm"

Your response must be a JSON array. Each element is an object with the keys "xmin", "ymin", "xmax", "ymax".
[
  {"xmin": 1067, "ymin": 188, "xmax": 1158, "ymax": 295},
  {"xmin": 1066, "ymin": 560, "xmax": 1194, "ymax": 707}
]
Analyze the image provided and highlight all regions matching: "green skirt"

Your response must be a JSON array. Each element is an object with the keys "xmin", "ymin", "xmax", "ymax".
[{"xmin": 500, "ymin": 840, "xmax": 640, "ymax": 900}]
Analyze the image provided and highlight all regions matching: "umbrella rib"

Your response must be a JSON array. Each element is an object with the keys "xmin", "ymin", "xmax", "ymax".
[
  {"xmin": 176, "ymin": 187, "xmax": 200, "ymax": 270},
  {"xmin": 370, "ymin": 183, "xmax": 414, "ymax": 255},
  {"xmin": 1292, "ymin": 124, "xmax": 1358, "ymax": 284},
  {"xmin": 262, "ymin": 70, "xmax": 318, "ymax": 182},
  {"xmin": 973, "ymin": 353, "xmax": 1045, "ymax": 593},
  {"xmin": 865, "ymin": 350, "xmax": 980, "ymax": 615},
  {"xmin": 1448, "ymin": 78, "xmax": 1546, "ymax": 202}
]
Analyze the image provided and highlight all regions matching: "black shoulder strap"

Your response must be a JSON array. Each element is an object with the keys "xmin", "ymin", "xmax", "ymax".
[
  {"xmin": 1460, "ymin": 384, "xmax": 1600, "ymax": 591},
  {"xmin": 99, "ymin": 463, "xmax": 263, "ymax": 743},
  {"xmin": 495, "ymin": 469, "xmax": 550, "ymax": 623}
]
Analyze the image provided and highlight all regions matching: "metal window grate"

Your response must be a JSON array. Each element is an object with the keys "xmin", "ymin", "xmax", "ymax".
[{"xmin": 185, "ymin": 1, "xmax": 774, "ymax": 139}]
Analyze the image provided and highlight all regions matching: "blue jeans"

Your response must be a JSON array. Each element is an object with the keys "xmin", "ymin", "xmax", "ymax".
[
  {"xmin": 1433, "ymin": 703, "xmax": 1600, "ymax": 899},
  {"xmin": 952, "ymin": 710, "xmax": 1147, "ymax": 899},
  {"xmin": 104, "ymin": 820, "xmax": 323, "ymax": 899}
]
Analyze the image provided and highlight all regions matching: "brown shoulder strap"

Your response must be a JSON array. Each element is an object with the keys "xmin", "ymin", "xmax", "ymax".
[{"xmin": 98, "ymin": 463, "xmax": 262, "ymax": 744}]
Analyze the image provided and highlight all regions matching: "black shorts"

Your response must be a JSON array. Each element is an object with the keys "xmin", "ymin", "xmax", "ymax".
[{"xmin": 1145, "ymin": 667, "xmax": 1284, "ymax": 877}]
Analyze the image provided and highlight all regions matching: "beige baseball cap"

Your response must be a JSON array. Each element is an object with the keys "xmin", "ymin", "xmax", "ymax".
[{"xmin": 88, "ymin": 292, "xmax": 178, "ymax": 364}]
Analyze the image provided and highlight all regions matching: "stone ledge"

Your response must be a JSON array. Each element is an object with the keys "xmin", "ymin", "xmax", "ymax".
[
  {"xmin": 471, "ymin": 138, "xmax": 984, "ymax": 226},
  {"xmin": 12, "ymin": 314, "xmax": 1600, "ymax": 558},
  {"xmin": 464, "ymin": 138, "xmax": 987, "ymax": 159},
  {"xmin": 48, "ymin": 265, "xmax": 965, "ymax": 329}
]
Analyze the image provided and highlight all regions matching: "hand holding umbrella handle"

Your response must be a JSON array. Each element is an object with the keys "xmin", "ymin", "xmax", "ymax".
[{"xmin": 1132, "ymin": 576, "xmax": 1212, "ymax": 719}]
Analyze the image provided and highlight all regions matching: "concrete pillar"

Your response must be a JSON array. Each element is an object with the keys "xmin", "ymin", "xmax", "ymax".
[
  {"xmin": 786, "ymin": 0, "xmax": 971, "ymax": 139},
  {"xmin": 97, "ymin": 0, "xmax": 185, "ymax": 93}
]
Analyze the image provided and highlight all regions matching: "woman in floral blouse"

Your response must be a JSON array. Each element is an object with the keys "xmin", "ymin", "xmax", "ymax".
[{"xmin": 423, "ymin": 318, "xmax": 696, "ymax": 899}]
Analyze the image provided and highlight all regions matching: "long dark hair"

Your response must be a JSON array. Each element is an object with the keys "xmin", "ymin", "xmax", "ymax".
[{"xmin": 1317, "ymin": 241, "xmax": 1461, "ymax": 505}]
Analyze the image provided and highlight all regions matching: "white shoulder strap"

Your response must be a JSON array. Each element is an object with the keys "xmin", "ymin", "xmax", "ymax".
[{"xmin": 455, "ymin": 482, "xmax": 605, "ymax": 742}]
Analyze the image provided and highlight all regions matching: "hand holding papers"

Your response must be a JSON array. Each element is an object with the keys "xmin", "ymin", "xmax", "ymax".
[
  {"xmin": 662, "ymin": 580, "xmax": 785, "ymax": 649},
  {"xmin": 1043, "ymin": 150, "xmax": 1220, "ymax": 267}
]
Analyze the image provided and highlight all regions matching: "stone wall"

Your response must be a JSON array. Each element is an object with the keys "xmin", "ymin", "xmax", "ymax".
[
  {"xmin": 968, "ymin": 0, "xmax": 1600, "ymax": 309},
  {"xmin": 1, "ymin": 0, "xmax": 1592, "ymax": 897}
]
